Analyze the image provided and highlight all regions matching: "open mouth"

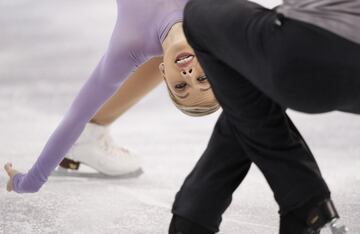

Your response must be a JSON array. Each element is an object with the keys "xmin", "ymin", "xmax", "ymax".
[{"xmin": 175, "ymin": 53, "xmax": 195, "ymax": 67}]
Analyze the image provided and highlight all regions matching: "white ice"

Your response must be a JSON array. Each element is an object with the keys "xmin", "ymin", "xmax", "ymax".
[{"xmin": 0, "ymin": 0, "xmax": 359, "ymax": 233}]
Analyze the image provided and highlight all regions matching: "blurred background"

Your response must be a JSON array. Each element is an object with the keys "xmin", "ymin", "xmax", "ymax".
[{"xmin": 0, "ymin": 0, "xmax": 359, "ymax": 233}]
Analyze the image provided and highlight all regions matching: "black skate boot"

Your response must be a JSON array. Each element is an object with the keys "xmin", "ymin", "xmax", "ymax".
[
  {"xmin": 280, "ymin": 198, "xmax": 348, "ymax": 234},
  {"xmin": 305, "ymin": 199, "xmax": 348, "ymax": 234}
]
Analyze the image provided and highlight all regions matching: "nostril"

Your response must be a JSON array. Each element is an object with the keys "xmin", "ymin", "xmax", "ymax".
[
  {"xmin": 189, "ymin": 69, "xmax": 193, "ymax": 73},
  {"xmin": 182, "ymin": 71, "xmax": 186, "ymax": 75}
]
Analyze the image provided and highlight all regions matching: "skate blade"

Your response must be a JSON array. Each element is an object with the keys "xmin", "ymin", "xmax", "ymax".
[{"xmin": 51, "ymin": 167, "xmax": 143, "ymax": 180}]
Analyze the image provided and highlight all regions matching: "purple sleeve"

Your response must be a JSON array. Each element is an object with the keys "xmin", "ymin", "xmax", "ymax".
[{"xmin": 12, "ymin": 19, "xmax": 139, "ymax": 193}]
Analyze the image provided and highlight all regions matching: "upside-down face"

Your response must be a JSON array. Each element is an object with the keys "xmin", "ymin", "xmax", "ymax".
[{"xmin": 160, "ymin": 24, "xmax": 219, "ymax": 116}]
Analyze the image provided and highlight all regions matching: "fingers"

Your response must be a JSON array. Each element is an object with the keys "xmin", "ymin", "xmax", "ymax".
[
  {"xmin": 6, "ymin": 180, "xmax": 13, "ymax": 192},
  {"xmin": 4, "ymin": 162, "xmax": 13, "ymax": 176},
  {"xmin": 4, "ymin": 162, "xmax": 18, "ymax": 177},
  {"xmin": 4, "ymin": 163, "xmax": 14, "ymax": 192}
]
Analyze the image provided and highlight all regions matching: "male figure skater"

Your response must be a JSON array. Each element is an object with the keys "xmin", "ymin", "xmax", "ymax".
[{"xmin": 170, "ymin": 0, "xmax": 359, "ymax": 233}]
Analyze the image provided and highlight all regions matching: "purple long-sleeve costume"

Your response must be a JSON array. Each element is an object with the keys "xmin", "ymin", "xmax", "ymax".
[{"xmin": 13, "ymin": 0, "xmax": 187, "ymax": 193}]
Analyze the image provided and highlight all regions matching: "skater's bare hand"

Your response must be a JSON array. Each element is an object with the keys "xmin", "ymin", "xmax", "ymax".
[{"xmin": 4, "ymin": 162, "xmax": 19, "ymax": 192}]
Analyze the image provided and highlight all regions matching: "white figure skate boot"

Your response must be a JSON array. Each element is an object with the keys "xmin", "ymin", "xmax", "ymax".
[{"xmin": 55, "ymin": 122, "xmax": 142, "ymax": 178}]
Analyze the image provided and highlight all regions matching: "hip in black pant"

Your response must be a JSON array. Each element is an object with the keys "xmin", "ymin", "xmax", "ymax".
[{"xmin": 169, "ymin": 0, "xmax": 360, "ymax": 233}]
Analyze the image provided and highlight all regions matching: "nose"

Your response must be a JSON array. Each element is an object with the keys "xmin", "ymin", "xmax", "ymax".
[{"xmin": 180, "ymin": 67, "xmax": 194, "ymax": 78}]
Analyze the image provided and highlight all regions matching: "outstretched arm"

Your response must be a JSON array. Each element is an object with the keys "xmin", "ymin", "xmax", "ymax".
[{"xmin": 6, "ymin": 17, "xmax": 142, "ymax": 193}]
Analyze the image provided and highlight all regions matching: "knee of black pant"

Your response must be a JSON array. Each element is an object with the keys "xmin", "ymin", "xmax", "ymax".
[
  {"xmin": 183, "ymin": 0, "xmax": 206, "ymax": 50},
  {"xmin": 183, "ymin": 0, "xmax": 268, "ymax": 47},
  {"xmin": 184, "ymin": 0, "xmax": 210, "ymax": 26},
  {"xmin": 183, "ymin": 0, "xmax": 219, "ymax": 51}
]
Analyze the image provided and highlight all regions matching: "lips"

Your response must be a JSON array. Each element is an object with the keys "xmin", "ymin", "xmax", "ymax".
[{"xmin": 175, "ymin": 52, "xmax": 195, "ymax": 68}]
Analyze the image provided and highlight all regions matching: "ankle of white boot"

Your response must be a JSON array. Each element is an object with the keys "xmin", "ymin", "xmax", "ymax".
[{"xmin": 77, "ymin": 122, "xmax": 110, "ymax": 143}]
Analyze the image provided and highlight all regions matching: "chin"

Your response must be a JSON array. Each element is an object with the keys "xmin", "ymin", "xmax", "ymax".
[{"xmin": 171, "ymin": 42, "xmax": 193, "ymax": 56}]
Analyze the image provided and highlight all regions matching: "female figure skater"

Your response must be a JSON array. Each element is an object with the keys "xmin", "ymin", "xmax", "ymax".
[
  {"xmin": 4, "ymin": 0, "xmax": 339, "ymax": 233},
  {"xmin": 170, "ymin": 0, "xmax": 358, "ymax": 233},
  {"xmin": 49, "ymin": 2, "xmax": 222, "ymax": 177},
  {"xmin": 4, "ymin": 0, "xmax": 219, "ymax": 193}
]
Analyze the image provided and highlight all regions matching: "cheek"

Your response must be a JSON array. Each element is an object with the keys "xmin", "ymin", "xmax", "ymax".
[
  {"xmin": 163, "ymin": 77, "xmax": 179, "ymax": 94},
  {"xmin": 195, "ymin": 59, "xmax": 205, "ymax": 72},
  {"xmin": 209, "ymin": 90, "xmax": 219, "ymax": 102},
  {"xmin": 163, "ymin": 78, "xmax": 174, "ymax": 91},
  {"xmin": 162, "ymin": 51, "xmax": 176, "ymax": 73},
  {"xmin": 164, "ymin": 68, "xmax": 182, "ymax": 84}
]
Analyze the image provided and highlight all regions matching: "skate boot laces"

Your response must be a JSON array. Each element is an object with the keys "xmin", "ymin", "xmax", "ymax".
[{"xmin": 98, "ymin": 131, "xmax": 130, "ymax": 156}]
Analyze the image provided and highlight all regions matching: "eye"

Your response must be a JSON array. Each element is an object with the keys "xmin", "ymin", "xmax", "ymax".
[
  {"xmin": 174, "ymin": 82, "xmax": 187, "ymax": 90},
  {"xmin": 197, "ymin": 75, "xmax": 208, "ymax": 83}
]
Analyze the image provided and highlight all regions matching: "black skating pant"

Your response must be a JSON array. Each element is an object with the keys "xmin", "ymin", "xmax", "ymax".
[{"xmin": 170, "ymin": 0, "xmax": 360, "ymax": 233}]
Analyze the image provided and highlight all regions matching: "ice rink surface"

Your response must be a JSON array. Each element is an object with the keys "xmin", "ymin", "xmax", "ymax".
[{"xmin": 0, "ymin": 0, "xmax": 359, "ymax": 233}]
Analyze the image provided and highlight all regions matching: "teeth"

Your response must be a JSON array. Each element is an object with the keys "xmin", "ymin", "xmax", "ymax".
[{"xmin": 176, "ymin": 55, "xmax": 194, "ymax": 64}]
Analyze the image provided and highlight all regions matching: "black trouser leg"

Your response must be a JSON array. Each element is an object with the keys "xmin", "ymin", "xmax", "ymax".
[
  {"xmin": 172, "ymin": 113, "xmax": 252, "ymax": 233},
  {"xmin": 183, "ymin": 0, "xmax": 360, "ymax": 114}
]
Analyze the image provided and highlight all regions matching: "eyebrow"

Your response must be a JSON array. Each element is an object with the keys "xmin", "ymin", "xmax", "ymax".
[
  {"xmin": 174, "ymin": 92, "xmax": 190, "ymax": 99},
  {"xmin": 200, "ymin": 87, "xmax": 212, "ymax": 92},
  {"xmin": 174, "ymin": 87, "xmax": 211, "ymax": 99}
]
